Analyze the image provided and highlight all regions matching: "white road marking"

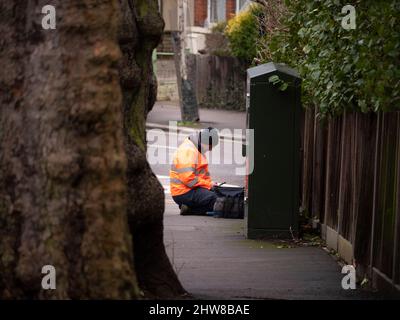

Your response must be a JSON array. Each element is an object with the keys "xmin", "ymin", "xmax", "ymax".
[
  {"xmin": 156, "ymin": 175, "xmax": 170, "ymax": 179},
  {"xmin": 148, "ymin": 144, "xmax": 178, "ymax": 150},
  {"xmin": 156, "ymin": 175, "xmax": 170, "ymax": 194}
]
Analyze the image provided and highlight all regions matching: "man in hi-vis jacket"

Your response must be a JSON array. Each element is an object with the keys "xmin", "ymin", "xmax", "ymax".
[{"xmin": 170, "ymin": 127, "xmax": 219, "ymax": 215}]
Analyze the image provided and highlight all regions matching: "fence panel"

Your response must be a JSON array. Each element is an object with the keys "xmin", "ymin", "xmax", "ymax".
[
  {"xmin": 352, "ymin": 113, "xmax": 377, "ymax": 270},
  {"xmin": 311, "ymin": 113, "xmax": 327, "ymax": 223},
  {"xmin": 323, "ymin": 116, "xmax": 342, "ymax": 230},
  {"xmin": 372, "ymin": 113, "xmax": 399, "ymax": 281},
  {"xmin": 337, "ymin": 112, "xmax": 356, "ymax": 240},
  {"xmin": 300, "ymin": 111, "xmax": 400, "ymax": 291},
  {"xmin": 300, "ymin": 108, "xmax": 315, "ymax": 215},
  {"xmin": 187, "ymin": 54, "xmax": 247, "ymax": 110}
]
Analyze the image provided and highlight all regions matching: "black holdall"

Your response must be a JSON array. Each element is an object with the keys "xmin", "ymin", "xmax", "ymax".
[{"xmin": 212, "ymin": 184, "xmax": 245, "ymax": 219}]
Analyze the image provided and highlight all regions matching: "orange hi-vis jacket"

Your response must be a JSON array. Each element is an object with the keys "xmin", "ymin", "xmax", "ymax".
[{"xmin": 170, "ymin": 138, "xmax": 212, "ymax": 196}]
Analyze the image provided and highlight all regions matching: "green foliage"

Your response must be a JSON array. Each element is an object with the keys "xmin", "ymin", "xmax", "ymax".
[
  {"xmin": 268, "ymin": 75, "xmax": 288, "ymax": 91},
  {"xmin": 259, "ymin": 0, "xmax": 400, "ymax": 116},
  {"xmin": 225, "ymin": 4, "xmax": 263, "ymax": 62},
  {"xmin": 211, "ymin": 21, "xmax": 228, "ymax": 34}
]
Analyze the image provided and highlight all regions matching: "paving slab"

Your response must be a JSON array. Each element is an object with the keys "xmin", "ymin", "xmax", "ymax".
[{"xmin": 163, "ymin": 196, "xmax": 380, "ymax": 300}]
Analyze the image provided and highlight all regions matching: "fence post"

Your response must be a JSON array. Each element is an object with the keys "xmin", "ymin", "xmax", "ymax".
[
  {"xmin": 392, "ymin": 112, "xmax": 400, "ymax": 286},
  {"xmin": 337, "ymin": 111, "xmax": 347, "ymax": 238},
  {"xmin": 171, "ymin": 0, "xmax": 200, "ymax": 122},
  {"xmin": 369, "ymin": 111, "xmax": 381, "ymax": 278}
]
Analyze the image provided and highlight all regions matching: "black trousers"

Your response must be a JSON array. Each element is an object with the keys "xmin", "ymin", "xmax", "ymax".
[{"xmin": 172, "ymin": 187, "xmax": 217, "ymax": 213}]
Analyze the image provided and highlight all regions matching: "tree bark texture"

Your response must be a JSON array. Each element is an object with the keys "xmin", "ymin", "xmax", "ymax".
[
  {"xmin": 0, "ymin": 0, "xmax": 184, "ymax": 299},
  {"xmin": 118, "ymin": 0, "xmax": 186, "ymax": 298}
]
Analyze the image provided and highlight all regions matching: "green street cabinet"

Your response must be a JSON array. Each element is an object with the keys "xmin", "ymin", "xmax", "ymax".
[{"xmin": 244, "ymin": 62, "xmax": 302, "ymax": 239}]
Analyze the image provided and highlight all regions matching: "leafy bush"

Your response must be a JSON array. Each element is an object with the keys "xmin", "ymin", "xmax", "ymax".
[
  {"xmin": 258, "ymin": 0, "xmax": 400, "ymax": 116},
  {"xmin": 208, "ymin": 21, "xmax": 232, "ymax": 57},
  {"xmin": 211, "ymin": 21, "xmax": 228, "ymax": 34},
  {"xmin": 225, "ymin": 4, "xmax": 263, "ymax": 63}
]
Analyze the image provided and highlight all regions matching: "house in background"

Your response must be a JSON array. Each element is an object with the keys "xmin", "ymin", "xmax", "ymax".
[
  {"xmin": 194, "ymin": 0, "xmax": 249, "ymax": 28},
  {"xmin": 158, "ymin": 0, "xmax": 250, "ymax": 54},
  {"xmin": 156, "ymin": 0, "xmax": 250, "ymax": 101}
]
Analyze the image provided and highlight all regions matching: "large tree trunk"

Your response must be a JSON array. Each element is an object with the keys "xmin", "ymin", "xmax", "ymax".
[
  {"xmin": 0, "ymin": 0, "xmax": 184, "ymax": 299},
  {"xmin": 118, "ymin": 0, "xmax": 186, "ymax": 298}
]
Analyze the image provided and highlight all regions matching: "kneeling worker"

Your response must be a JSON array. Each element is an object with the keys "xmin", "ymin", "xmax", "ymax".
[{"xmin": 170, "ymin": 127, "xmax": 219, "ymax": 215}]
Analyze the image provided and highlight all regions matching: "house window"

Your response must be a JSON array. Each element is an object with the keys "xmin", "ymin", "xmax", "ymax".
[
  {"xmin": 208, "ymin": 0, "xmax": 226, "ymax": 24},
  {"xmin": 236, "ymin": 0, "xmax": 249, "ymax": 13}
]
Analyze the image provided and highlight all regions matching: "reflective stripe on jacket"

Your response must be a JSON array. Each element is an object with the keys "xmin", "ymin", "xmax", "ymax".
[{"xmin": 169, "ymin": 138, "xmax": 212, "ymax": 196}]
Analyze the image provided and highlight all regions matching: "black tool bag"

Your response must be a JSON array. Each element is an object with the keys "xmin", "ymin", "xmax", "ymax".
[{"xmin": 212, "ymin": 185, "xmax": 245, "ymax": 219}]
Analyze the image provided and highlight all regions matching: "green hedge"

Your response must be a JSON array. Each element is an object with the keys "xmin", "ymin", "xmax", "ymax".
[
  {"xmin": 225, "ymin": 4, "xmax": 263, "ymax": 63},
  {"xmin": 258, "ymin": 0, "xmax": 400, "ymax": 116}
]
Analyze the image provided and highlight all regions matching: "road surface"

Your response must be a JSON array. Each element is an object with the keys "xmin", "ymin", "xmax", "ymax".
[{"xmin": 147, "ymin": 129, "xmax": 246, "ymax": 190}]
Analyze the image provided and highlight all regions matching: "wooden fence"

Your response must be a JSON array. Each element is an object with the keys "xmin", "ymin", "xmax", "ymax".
[
  {"xmin": 186, "ymin": 54, "xmax": 247, "ymax": 111},
  {"xmin": 300, "ymin": 109, "xmax": 400, "ymax": 293}
]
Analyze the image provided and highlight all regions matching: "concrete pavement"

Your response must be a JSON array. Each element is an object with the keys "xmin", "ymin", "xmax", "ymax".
[
  {"xmin": 162, "ymin": 191, "xmax": 379, "ymax": 300},
  {"xmin": 148, "ymin": 103, "xmax": 380, "ymax": 300}
]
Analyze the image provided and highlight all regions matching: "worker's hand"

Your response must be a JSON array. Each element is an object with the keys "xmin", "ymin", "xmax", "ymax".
[{"xmin": 212, "ymin": 181, "xmax": 219, "ymax": 187}]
